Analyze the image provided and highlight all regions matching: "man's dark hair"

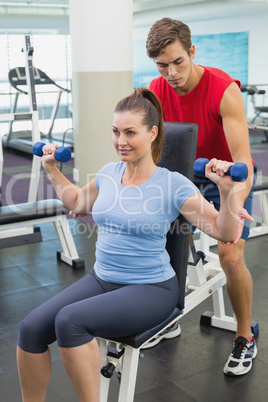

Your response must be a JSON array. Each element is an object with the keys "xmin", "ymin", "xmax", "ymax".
[{"xmin": 146, "ymin": 18, "xmax": 192, "ymax": 58}]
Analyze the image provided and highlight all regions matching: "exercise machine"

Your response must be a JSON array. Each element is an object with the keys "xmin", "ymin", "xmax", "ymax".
[
  {"xmin": 248, "ymin": 122, "xmax": 268, "ymax": 143},
  {"xmin": 241, "ymin": 85, "xmax": 268, "ymax": 142},
  {"xmin": 248, "ymin": 87, "xmax": 268, "ymax": 125},
  {"xmin": 2, "ymin": 58, "xmax": 71, "ymax": 154},
  {"xmin": 0, "ymin": 139, "xmax": 84, "ymax": 269},
  {"xmin": 0, "ymin": 35, "xmax": 42, "ymax": 204},
  {"xmin": 0, "ymin": 38, "xmax": 83, "ymax": 267}
]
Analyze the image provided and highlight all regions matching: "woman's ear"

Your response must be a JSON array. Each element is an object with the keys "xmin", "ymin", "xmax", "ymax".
[{"xmin": 151, "ymin": 126, "xmax": 158, "ymax": 142}]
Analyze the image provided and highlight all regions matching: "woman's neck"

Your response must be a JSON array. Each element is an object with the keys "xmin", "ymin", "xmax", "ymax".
[{"xmin": 122, "ymin": 160, "xmax": 157, "ymax": 187}]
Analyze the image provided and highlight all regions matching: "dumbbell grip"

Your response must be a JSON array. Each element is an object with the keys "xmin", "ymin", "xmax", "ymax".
[
  {"xmin": 32, "ymin": 141, "xmax": 71, "ymax": 163},
  {"xmin": 193, "ymin": 158, "xmax": 248, "ymax": 182}
]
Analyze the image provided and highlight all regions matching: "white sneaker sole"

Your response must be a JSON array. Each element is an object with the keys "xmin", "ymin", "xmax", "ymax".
[{"xmin": 141, "ymin": 324, "xmax": 181, "ymax": 350}]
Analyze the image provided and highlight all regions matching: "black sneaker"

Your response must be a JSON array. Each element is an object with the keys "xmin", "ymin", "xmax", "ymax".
[{"xmin": 223, "ymin": 336, "xmax": 257, "ymax": 376}]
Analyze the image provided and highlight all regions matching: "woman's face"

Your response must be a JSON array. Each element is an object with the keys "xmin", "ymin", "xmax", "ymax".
[{"xmin": 112, "ymin": 111, "xmax": 157, "ymax": 164}]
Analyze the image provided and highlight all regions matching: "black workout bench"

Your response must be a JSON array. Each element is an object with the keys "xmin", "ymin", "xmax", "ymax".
[{"xmin": 0, "ymin": 198, "xmax": 85, "ymax": 269}]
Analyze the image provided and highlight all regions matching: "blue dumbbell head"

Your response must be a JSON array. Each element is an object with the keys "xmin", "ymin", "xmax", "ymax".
[
  {"xmin": 32, "ymin": 142, "xmax": 71, "ymax": 162},
  {"xmin": 229, "ymin": 163, "xmax": 248, "ymax": 182},
  {"xmin": 55, "ymin": 146, "xmax": 71, "ymax": 162},
  {"xmin": 32, "ymin": 141, "xmax": 46, "ymax": 157},
  {"xmin": 193, "ymin": 158, "xmax": 248, "ymax": 182},
  {"xmin": 193, "ymin": 158, "xmax": 210, "ymax": 177}
]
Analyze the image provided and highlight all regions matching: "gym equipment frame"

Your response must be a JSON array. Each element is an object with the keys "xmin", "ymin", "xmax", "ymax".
[
  {"xmin": 0, "ymin": 199, "xmax": 84, "ymax": 269},
  {"xmin": 0, "ymin": 36, "xmax": 84, "ymax": 268},
  {"xmin": 0, "ymin": 35, "xmax": 42, "ymax": 204}
]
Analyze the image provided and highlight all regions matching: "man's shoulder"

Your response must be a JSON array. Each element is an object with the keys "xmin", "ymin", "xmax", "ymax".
[{"xmin": 203, "ymin": 66, "xmax": 240, "ymax": 86}]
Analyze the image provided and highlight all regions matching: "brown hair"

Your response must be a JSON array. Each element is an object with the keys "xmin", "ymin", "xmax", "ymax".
[
  {"xmin": 114, "ymin": 88, "xmax": 164, "ymax": 164},
  {"xmin": 146, "ymin": 18, "xmax": 192, "ymax": 58}
]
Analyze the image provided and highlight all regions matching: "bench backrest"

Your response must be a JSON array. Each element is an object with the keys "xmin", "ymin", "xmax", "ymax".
[{"xmin": 158, "ymin": 122, "xmax": 198, "ymax": 310}]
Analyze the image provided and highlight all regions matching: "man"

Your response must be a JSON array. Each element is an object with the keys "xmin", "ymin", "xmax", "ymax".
[{"xmin": 145, "ymin": 17, "xmax": 257, "ymax": 376}]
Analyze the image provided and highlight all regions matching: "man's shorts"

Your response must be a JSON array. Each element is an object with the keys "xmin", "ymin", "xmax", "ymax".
[{"xmin": 194, "ymin": 164, "xmax": 258, "ymax": 241}]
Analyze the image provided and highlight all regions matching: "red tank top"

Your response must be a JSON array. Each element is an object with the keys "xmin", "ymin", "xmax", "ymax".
[{"xmin": 149, "ymin": 66, "xmax": 240, "ymax": 162}]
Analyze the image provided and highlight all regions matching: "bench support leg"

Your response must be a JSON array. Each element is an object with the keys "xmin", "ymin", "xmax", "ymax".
[
  {"xmin": 118, "ymin": 346, "xmax": 140, "ymax": 402},
  {"xmin": 54, "ymin": 215, "xmax": 85, "ymax": 269},
  {"xmin": 99, "ymin": 339, "xmax": 111, "ymax": 402},
  {"xmin": 99, "ymin": 339, "xmax": 140, "ymax": 402}
]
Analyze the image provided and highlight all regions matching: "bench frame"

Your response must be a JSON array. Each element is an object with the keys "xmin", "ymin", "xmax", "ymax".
[{"xmin": 0, "ymin": 199, "xmax": 85, "ymax": 269}]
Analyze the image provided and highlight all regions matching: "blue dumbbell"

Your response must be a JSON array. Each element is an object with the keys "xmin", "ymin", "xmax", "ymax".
[
  {"xmin": 193, "ymin": 158, "xmax": 248, "ymax": 182},
  {"xmin": 33, "ymin": 141, "xmax": 71, "ymax": 163}
]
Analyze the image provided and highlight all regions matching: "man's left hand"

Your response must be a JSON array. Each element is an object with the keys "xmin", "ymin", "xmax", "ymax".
[{"xmin": 221, "ymin": 206, "xmax": 254, "ymax": 245}]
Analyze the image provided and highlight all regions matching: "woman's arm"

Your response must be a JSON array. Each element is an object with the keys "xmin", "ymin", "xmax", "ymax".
[
  {"xmin": 180, "ymin": 159, "xmax": 239, "ymax": 243},
  {"xmin": 41, "ymin": 144, "xmax": 99, "ymax": 214}
]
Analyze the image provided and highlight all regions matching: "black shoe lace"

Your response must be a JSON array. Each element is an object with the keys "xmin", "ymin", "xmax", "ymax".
[{"xmin": 232, "ymin": 337, "xmax": 248, "ymax": 359}]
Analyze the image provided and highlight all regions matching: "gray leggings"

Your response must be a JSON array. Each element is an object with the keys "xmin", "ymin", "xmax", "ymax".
[{"xmin": 18, "ymin": 269, "xmax": 179, "ymax": 353}]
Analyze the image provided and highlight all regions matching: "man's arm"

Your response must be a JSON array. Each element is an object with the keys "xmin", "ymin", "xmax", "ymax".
[{"xmin": 220, "ymin": 81, "xmax": 254, "ymax": 207}]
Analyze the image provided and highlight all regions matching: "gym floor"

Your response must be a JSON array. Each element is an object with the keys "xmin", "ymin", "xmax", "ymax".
[{"xmin": 1, "ymin": 132, "xmax": 268, "ymax": 402}]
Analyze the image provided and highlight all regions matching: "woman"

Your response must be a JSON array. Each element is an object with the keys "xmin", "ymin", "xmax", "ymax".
[{"xmin": 17, "ymin": 88, "xmax": 247, "ymax": 402}]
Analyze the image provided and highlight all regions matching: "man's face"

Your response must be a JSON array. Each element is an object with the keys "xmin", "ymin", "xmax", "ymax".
[{"xmin": 154, "ymin": 39, "xmax": 195, "ymax": 93}]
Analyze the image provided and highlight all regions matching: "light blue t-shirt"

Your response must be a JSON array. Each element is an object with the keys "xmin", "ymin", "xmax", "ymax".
[{"xmin": 92, "ymin": 162, "xmax": 199, "ymax": 284}]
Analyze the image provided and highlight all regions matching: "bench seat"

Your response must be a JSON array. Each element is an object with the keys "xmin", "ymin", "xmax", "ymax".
[{"xmin": 0, "ymin": 199, "xmax": 68, "ymax": 225}]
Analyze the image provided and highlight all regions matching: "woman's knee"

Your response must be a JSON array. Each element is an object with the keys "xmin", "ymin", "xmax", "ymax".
[
  {"xmin": 55, "ymin": 306, "xmax": 73, "ymax": 335},
  {"xmin": 55, "ymin": 306, "xmax": 93, "ymax": 348},
  {"xmin": 18, "ymin": 312, "xmax": 50, "ymax": 353}
]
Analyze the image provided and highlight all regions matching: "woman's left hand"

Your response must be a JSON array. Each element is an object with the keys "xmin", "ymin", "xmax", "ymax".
[{"xmin": 205, "ymin": 158, "xmax": 234, "ymax": 188}]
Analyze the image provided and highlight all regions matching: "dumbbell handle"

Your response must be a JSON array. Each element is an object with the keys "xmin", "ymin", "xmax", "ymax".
[
  {"xmin": 193, "ymin": 158, "xmax": 248, "ymax": 182},
  {"xmin": 32, "ymin": 141, "xmax": 71, "ymax": 163}
]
